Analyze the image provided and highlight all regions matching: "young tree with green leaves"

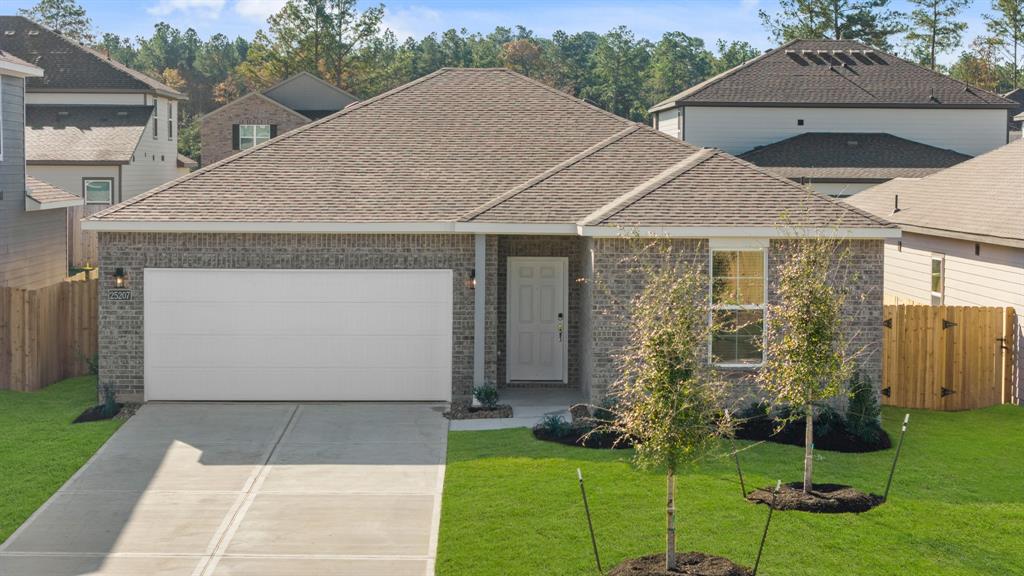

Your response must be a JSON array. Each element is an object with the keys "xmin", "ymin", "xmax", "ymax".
[
  {"xmin": 601, "ymin": 243, "xmax": 733, "ymax": 571},
  {"xmin": 18, "ymin": 0, "xmax": 93, "ymax": 42},
  {"xmin": 759, "ymin": 0, "xmax": 906, "ymax": 50},
  {"xmin": 905, "ymin": 0, "xmax": 971, "ymax": 70},
  {"xmin": 756, "ymin": 237, "xmax": 858, "ymax": 494},
  {"xmin": 984, "ymin": 0, "xmax": 1024, "ymax": 87}
]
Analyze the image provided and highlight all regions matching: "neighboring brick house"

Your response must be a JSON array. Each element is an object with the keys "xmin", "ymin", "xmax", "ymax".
[
  {"xmin": 200, "ymin": 72, "xmax": 357, "ymax": 166},
  {"xmin": 650, "ymin": 39, "xmax": 1016, "ymax": 197},
  {"xmin": 84, "ymin": 68, "xmax": 896, "ymax": 404}
]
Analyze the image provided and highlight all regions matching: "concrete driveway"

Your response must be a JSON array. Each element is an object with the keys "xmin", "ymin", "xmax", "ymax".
[{"xmin": 0, "ymin": 402, "xmax": 449, "ymax": 576}]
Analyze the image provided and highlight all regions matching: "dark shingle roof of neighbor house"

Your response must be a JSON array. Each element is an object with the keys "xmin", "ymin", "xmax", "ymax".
[
  {"xmin": 88, "ymin": 68, "xmax": 890, "ymax": 230},
  {"xmin": 26, "ymin": 105, "xmax": 152, "ymax": 164},
  {"xmin": 738, "ymin": 133, "xmax": 971, "ymax": 181},
  {"xmin": 25, "ymin": 176, "xmax": 80, "ymax": 204},
  {"xmin": 650, "ymin": 39, "xmax": 1015, "ymax": 112},
  {"xmin": 844, "ymin": 139, "xmax": 1024, "ymax": 247},
  {"xmin": 0, "ymin": 16, "xmax": 183, "ymax": 98},
  {"xmin": 0, "ymin": 48, "xmax": 36, "ymax": 69}
]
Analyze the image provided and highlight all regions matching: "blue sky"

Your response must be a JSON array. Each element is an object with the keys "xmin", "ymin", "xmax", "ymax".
[{"xmin": 6, "ymin": 0, "xmax": 994, "ymax": 64}]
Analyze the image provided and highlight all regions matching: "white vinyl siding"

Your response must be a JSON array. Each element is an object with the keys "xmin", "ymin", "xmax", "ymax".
[
  {"xmin": 682, "ymin": 106, "xmax": 1007, "ymax": 156},
  {"xmin": 654, "ymin": 108, "xmax": 682, "ymax": 140},
  {"xmin": 144, "ymin": 269, "xmax": 454, "ymax": 401},
  {"xmin": 884, "ymin": 233, "xmax": 1024, "ymax": 308},
  {"xmin": 120, "ymin": 108, "xmax": 179, "ymax": 201}
]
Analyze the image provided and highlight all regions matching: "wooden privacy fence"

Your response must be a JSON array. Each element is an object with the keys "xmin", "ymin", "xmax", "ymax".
[
  {"xmin": 0, "ymin": 273, "xmax": 98, "ymax": 391},
  {"xmin": 882, "ymin": 304, "xmax": 1017, "ymax": 411}
]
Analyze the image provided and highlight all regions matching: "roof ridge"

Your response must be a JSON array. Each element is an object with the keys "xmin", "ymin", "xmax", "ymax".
[
  {"xmin": 199, "ymin": 91, "xmax": 311, "ymax": 123},
  {"xmin": 720, "ymin": 152, "xmax": 895, "ymax": 228},
  {"xmin": 459, "ymin": 124, "xmax": 643, "ymax": 222},
  {"xmin": 9, "ymin": 15, "xmax": 183, "ymax": 97},
  {"xmin": 578, "ymin": 148, "xmax": 717, "ymax": 225},
  {"xmin": 89, "ymin": 69, "xmax": 453, "ymax": 221},
  {"xmin": 649, "ymin": 40, "xmax": 798, "ymax": 112},
  {"xmin": 497, "ymin": 68, "xmax": 635, "ymax": 127}
]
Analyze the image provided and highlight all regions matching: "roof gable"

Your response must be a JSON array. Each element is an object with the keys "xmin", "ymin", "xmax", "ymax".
[
  {"xmin": 87, "ymin": 68, "xmax": 889, "ymax": 233},
  {"xmin": 262, "ymin": 72, "xmax": 358, "ymax": 112},
  {"xmin": 0, "ymin": 16, "xmax": 182, "ymax": 97},
  {"xmin": 651, "ymin": 39, "xmax": 1014, "ymax": 112}
]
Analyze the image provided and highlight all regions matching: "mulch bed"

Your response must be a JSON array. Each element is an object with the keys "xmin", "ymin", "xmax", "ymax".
[
  {"xmin": 609, "ymin": 552, "xmax": 752, "ymax": 576},
  {"xmin": 747, "ymin": 482, "xmax": 884, "ymax": 513},
  {"xmin": 72, "ymin": 403, "xmax": 124, "ymax": 424},
  {"xmin": 735, "ymin": 416, "xmax": 890, "ymax": 453},
  {"xmin": 532, "ymin": 426, "xmax": 631, "ymax": 449},
  {"xmin": 444, "ymin": 402, "xmax": 513, "ymax": 420}
]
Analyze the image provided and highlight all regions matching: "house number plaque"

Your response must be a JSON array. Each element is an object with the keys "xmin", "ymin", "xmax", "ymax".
[{"xmin": 107, "ymin": 289, "xmax": 133, "ymax": 301}]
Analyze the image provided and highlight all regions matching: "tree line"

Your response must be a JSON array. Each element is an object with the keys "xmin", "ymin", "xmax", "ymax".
[{"xmin": 17, "ymin": 0, "xmax": 1024, "ymax": 162}]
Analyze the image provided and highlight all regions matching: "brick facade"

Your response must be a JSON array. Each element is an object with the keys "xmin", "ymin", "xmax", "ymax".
[
  {"xmin": 98, "ymin": 232, "xmax": 477, "ymax": 402},
  {"xmin": 200, "ymin": 96, "xmax": 309, "ymax": 166}
]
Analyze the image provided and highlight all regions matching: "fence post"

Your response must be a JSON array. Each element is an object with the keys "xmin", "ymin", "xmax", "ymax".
[{"xmin": 1004, "ymin": 308, "xmax": 1017, "ymax": 405}]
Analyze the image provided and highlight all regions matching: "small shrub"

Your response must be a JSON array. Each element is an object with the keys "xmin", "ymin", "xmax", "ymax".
[
  {"xmin": 100, "ymin": 384, "xmax": 118, "ymax": 418},
  {"xmin": 815, "ymin": 405, "xmax": 843, "ymax": 437},
  {"xmin": 846, "ymin": 371, "xmax": 883, "ymax": 443},
  {"xmin": 473, "ymin": 384, "xmax": 500, "ymax": 409},
  {"xmin": 535, "ymin": 414, "xmax": 572, "ymax": 437}
]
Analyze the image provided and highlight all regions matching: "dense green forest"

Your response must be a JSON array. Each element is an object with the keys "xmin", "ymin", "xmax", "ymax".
[{"xmin": 17, "ymin": 0, "xmax": 1024, "ymax": 162}]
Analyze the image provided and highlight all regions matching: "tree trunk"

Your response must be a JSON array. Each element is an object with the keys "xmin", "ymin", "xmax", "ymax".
[
  {"xmin": 666, "ymin": 470, "xmax": 677, "ymax": 571},
  {"xmin": 803, "ymin": 409, "xmax": 814, "ymax": 493}
]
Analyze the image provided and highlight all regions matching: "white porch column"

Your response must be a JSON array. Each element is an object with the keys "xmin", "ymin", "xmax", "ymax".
[{"xmin": 473, "ymin": 233, "xmax": 486, "ymax": 388}]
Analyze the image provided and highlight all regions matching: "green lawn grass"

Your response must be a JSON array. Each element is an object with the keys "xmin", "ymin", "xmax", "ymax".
[
  {"xmin": 437, "ymin": 406, "xmax": 1024, "ymax": 575},
  {"xmin": 0, "ymin": 376, "xmax": 122, "ymax": 543}
]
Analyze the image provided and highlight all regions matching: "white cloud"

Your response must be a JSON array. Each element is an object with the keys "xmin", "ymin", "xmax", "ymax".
[
  {"xmin": 147, "ymin": 0, "xmax": 226, "ymax": 19},
  {"xmin": 234, "ymin": 0, "xmax": 289, "ymax": 21},
  {"xmin": 381, "ymin": 5, "xmax": 443, "ymax": 41}
]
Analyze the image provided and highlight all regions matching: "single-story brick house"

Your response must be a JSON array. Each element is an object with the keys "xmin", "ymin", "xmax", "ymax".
[{"xmin": 84, "ymin": 68, "xmax": 897, "ymax": 404}]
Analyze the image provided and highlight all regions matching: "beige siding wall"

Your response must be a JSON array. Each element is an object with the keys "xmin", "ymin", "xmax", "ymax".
[
  {"xmin": 654, "ymin": 108, "xmax": 681, "ymax": 139},
  {"xmin": 28, "ymin": 165, "xmax": 118, "ymax": 200},
  {"xmin": 121, "ymin": 97, "xmax": 178, "ymax": 200},
  {"xmin": 683, "ymin": 106, "xmax": 1007, "ymax": 155},
  {"xmin": 884, "ymin": 232, "xmax": 1024, "ymax": 308}
]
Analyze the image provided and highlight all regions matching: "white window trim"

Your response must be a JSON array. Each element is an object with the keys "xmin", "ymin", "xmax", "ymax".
[
  {"xmin": 84, "ymin": 178, "xmax": 114, "ymax": 205},
  {"xmin": 931, "ymin": 254, "xmax": 945, "ymax": 304},
  {"xmin": 709, "ymin": 245, "xmax": 767, "ymax": 369},
  {"xmin": 238, "ymin": 124, "xmax": 272, "ymax": 150},
  {"xmin": 167, "ymin": 101, "xmax": 173, "ymax": 141},
  {"xmin": 0, "ymin": 78, "xmax": 4, "ymax": 161}
]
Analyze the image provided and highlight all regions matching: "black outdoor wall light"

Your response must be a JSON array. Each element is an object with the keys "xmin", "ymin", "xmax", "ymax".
[
  {"xmin": 468, "ymin": 268, "xmax": 477, "ymax": 290},
  {"xmin": 113, "ymin": 267, "xmax": 127, "ymax": 288}
]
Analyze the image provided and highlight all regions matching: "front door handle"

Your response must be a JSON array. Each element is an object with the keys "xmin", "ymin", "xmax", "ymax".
[{"xmin": 557, "ymin": 313, "xmax": 564, "ymax": 342}]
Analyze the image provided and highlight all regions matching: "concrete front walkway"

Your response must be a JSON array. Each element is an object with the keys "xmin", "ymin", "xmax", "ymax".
[{"xmin": 0, "ymin": 402, "xmax": 449, "ymax": 576}]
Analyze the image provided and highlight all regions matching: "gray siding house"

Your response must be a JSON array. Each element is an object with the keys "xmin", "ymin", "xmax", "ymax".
[
  {"xmin": 0, "ymin": 51, "xmax": 77, "ymax": 288},
  {"xmin": 85, "ymin": 68, "xmax": 896, "ymax": 404}
]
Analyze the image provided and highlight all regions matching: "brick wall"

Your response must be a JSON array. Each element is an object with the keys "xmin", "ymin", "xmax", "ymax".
[
  {"xmin": 586, "ymin": 238, "xmax": 884, "ymax": 406},
  {"xmin": 97, "ymin": 232, "xmax": 476, "ymax": 402},
  {"xmin": 200, "ymin": 96, "xmax": 310, "ymax": 166}
]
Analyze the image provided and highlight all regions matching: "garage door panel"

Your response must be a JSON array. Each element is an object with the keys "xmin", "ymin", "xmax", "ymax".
[
  {"xmin": 146, "ymin": 367, "xmax": 452, "ymax": 402},
  {"xmin": 146, "ymin": 269, "xmax": 451, "ymax": 304},
  {"xmin": 148, "ymin": 302, "xmax": 451, "ymax": 336},
  {"xmin": 145, "ymin": 269, "xmax": 453, "ymax": 401},
  {"xmin": 149, "ymin": 334, "xmax": 451, "ymax": 368}
]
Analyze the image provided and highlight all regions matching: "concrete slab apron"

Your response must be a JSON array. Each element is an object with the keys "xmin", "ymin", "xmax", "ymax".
[{"xmin": 0, "ymin": 402, "xmax": 449, "ymax": 576}]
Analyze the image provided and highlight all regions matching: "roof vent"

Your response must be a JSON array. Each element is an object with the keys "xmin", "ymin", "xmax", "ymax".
[
  {"xmin": 28, "ymin": 30, "xmax": 39, "ymax": 36},
  {"xmin": 3, "ymin": 30, "xmax": 14, "ymax": 36},
  {"xmin": 116, "ymin": 111, "xmax": 128, "ymax": 116},
  {"xmin": 57, "ymin": 110, "xmax": 69, "ymax": 116},
  {"xmin": 892, "ymin": 194, "xmax": 901, "ymax": 214},
  {"xmin": 847, "ymin": 140, "xmax": 859, "ymax": 147}
]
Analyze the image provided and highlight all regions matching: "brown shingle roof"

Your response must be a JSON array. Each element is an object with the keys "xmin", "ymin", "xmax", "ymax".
[
  {"xmin": 844, "ymin": 140, "xmax": 1024, "ymax": 247},
  {"xmin": 0, "ymin": 16, "xmax": 183, "ymax": 98},
  {"xmin": 650, "ymin": 39, "xmax": 1014, "ymax": 112},
  {"xmin": 89, "ymin": 68, "xmax": 888, "ymax": 231},
  {"xmin": 26, "ymin": 176, "xmax": 79, "ymax": 204},
  {"xmin": 26, "ymin": 105, "xmax": 151, "ymax": 164},
  {"xmin": 739, "ymin": 133, "xmax": 971, "ymax": 181}
]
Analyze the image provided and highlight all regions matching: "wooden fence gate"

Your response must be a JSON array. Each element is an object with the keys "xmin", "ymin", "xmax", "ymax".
[
  {"xmin": 0, "ymin": 273, "xmax": 99, "ymax": 391},
  {"xmin": 882, "ymin": 304, "xmax": 1017, "ymax": 410}
]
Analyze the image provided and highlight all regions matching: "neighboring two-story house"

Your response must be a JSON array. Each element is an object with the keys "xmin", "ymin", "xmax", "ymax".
[
  {"xmin": 200, "ymin": 71, "xmax": 357, "ymax": 166},
  {"xmin": 650, "ymin": 39, "xmax": 1016, "ymax": 196},
  {"xmin": 0, "ymin": 15, "xmax": 186, "ymax": 266},
  {"xmin": 0, "ymin": 51, "xmax": 78, "ymax": 288}
]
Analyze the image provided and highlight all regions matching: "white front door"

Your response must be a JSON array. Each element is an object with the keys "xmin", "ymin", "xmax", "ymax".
[{"xmin": 508, "ymin": 257, "xmax": 568, "ymax": 382}]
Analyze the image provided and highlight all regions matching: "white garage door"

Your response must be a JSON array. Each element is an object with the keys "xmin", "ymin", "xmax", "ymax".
[{"xmin": 144, "ymin": 269, "xmax": 453, "ymax": 401}]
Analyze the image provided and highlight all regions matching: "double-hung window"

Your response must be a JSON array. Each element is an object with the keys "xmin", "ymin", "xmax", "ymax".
[
  {"xmin": 167, "ymin": 102, "xmax": 173, "ymax": 141},
  {"xmin": 710, "ymin": 248, "xmax": 765, "ymax": 366},
  {"xmin": 239, "ymin": 124, "xmax": 272, "ymax": 150},
  {"xmin": 84, "ymin": 178, "xmax": 114, "ymax": 205},
  {"xmin": 931, "ymin": 254, "xmax": 944, "ymax": 305}
]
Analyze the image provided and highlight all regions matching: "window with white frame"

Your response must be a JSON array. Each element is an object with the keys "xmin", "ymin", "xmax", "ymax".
[
  {"xmin": 710, "ymin": 249, "xmax": 765, "ymax": 366},
  {"xmin": 239, "ymin": 124, "xmax": 272, "ymax": 150},
  {"xmin": 84, "ymin": 178, "xmax": 113, "ymax": 204},
  {"xmin": 167, "ymin": 101, "xmax": 173, "ymax": 140},
  {"xmin": 931, "ymin": 254, "xmax": 944, "ymax": 304},
  {"xmin": 152, "ymin": 100, "xmax": 158, "ymax": 139}
]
